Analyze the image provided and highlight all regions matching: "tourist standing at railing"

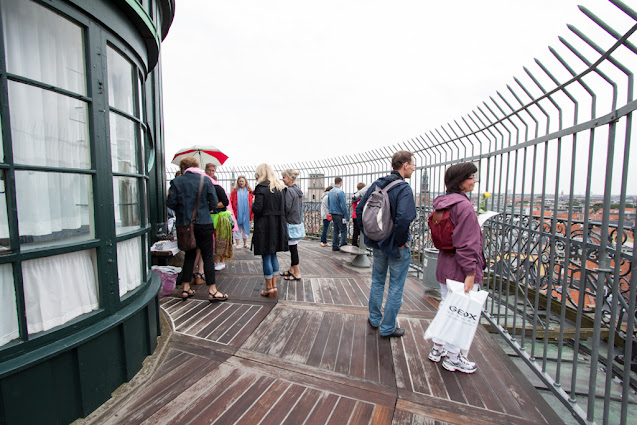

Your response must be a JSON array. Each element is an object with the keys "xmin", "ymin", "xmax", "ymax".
[
  {"xmin": 252, "ymin": 163, "xmax": 288, "ymax": 297},
  {"xmin": 281, "ymin": 169, "xmax": 304, "ymax": 281},
  {"xmin": 319, "ymin": 186, "xmax": 333, "ymax": 247},
  {"xmin": 427, "ymin": 162, "xmax": 486, "ymax": 374},
  {"xmin": 166, "ymin": 157, "xmax": 228, "ymax": 302},
  {"xmin": 351, "ymin": 182, "xmax": 367, "ymax": 247},
  {"xmin": 230, "ymin": 176, "xmax": 254, "ymax": 249},
  {"xmin": 356, "ymin": 151, "xmax": 416, "ymax": 338},
  {"xmin": 328, "ymin": 177, "xmax": 350, "ymax": 251}
]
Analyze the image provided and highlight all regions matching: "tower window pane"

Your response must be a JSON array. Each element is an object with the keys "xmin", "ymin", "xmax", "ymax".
[
  {"xmin": 110, "ymin": 113, "xmax": 138, "ymax": 174},
  {"xmin": 22, "ymin": 249, "xmax": 98, "ymax": 334},
  {"xmin": 9, "ymin": 82, "xmax": 90, "ymax": 169},
  {"xmin": 0, "ymin": 264, "xmax": 17, "ymax": 346},
  {"xmin": 117, "ymin": 236, "xmax": 142, "ymax": 297},
  {"xmin": 1, "ymin": 0, "xmax": 86, "ymax": 95},
  {"xmin": 16, "ymin": 171, "xmax": 94, "ymax": 249},
  {"xmin": 107, "ymin": 45, "xmax": 134, "ymax": 114},
  {"xmin": 114, "ymin": 176, "xmax": 141, "ymax": 235}
]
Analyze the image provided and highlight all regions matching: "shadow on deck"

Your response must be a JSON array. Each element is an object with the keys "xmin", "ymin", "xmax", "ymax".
[{"xmin": 80, "ymin": 240, "xmax": 564, "ymax": 425}]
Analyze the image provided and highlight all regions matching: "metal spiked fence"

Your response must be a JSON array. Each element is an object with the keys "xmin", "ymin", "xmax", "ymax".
[{"xmin": 167, "ymin": 2, "xmax": 637, "ymax": 423}]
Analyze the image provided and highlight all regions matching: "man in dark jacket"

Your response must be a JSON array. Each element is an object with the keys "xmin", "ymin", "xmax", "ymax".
[{"xmin": 356, "ymin": 151, "xmax": 416, "ymax": 338}]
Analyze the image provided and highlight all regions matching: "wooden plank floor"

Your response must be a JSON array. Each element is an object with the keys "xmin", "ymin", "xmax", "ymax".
[{"xmin": 91, "ymin": 240, "xmax": 564, "ymax": 425}]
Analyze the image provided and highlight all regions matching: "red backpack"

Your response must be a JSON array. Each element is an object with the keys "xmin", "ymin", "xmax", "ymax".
[{"xmin": 428, "ymin": 209, "xmax": 456, "ymax": 255}]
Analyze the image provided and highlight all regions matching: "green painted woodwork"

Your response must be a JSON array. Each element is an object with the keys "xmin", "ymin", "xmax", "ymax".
[
  {"xmin": 0, "ymin": 274, "xmax": 161, "ymax": 425},
  {"xmin": 0, "ymin": 1, "xmax": 173, "ymax": 423},
  {"xmin": 122, "ymin": 0, "xmax": 160, "ymax": 50}
]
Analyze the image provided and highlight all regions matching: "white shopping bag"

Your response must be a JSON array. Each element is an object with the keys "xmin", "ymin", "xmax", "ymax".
[{"xmin": 424, "ymin": 279, "xmax": 489, "ymax": 351}]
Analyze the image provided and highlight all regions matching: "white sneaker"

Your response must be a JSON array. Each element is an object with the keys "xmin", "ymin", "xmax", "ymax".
[
  {"xmin": 214, "ymin": 263, "xmax": 226, "ymax": 271},
  {"xmin": 442, "ymin": 354, "xmax": 477, "ymax": 374},
  {"xmin": 428, "ymin": 346, "xmax": 447, "ymax": 363}
]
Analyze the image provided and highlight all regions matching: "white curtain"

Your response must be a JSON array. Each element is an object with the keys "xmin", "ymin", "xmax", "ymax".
[
  {"xmin": 107, "ymin": 45, "xmax": 134, "ymax": 115},
  {"xmin": 15, "ymin": 170, "xmax": 91, "ymax": 241},
  {"xmin": 0, "ymin": 177, "xmax": 9, "ymax": 249},
  {"xmin": 2, "ymin": 0, "xmax": 92, "ymax": 242},
  {"xmin": 118, "ymin": 237, "xmax": 142, "ymax": 297},
  {"xmin": 2, "ymin": 0, "xmax": 86, "ymax": 95},
  {"xmin": 22, "ymin": 250, "xmax": 98, "ymax": 334},
  {"xmin": 113, "ymin": 177, "xmax": 141, "ymax": 235},
  {"xmin": 0, "ymin": 264, "xmax": 18, "ymax": 346}
]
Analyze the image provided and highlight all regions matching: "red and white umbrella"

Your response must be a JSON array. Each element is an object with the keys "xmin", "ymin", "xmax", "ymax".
[{"xmin": 171, "ymin": 145, "xmax": 229, "ymax": 167}]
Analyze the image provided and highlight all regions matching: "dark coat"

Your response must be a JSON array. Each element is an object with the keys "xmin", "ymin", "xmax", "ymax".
[
  {"xmin": 355, "ymin": 171, "xmax": 416, "ymax": 259},
  {"xmin": 166, "ymin": 171, "xmax": 218, "ymax": 226},
  {"xmin": 251, "ymin": 182, "xmax": 289, "ymax": 255},
  {"xmin": 432, "ymin": 193, "xmax": 487, "ymax": 284}
]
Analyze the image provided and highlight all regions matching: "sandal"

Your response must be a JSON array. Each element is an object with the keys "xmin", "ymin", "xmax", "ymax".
[
  {"xmin": 181, "ymin": 288, "xmax": 195, "ymax": 300},
  {"xmin": 270, "ymin": 287, "xmax": 278, "ymax": 298},
  {"xmin": 284, "ymin": 274, "xmax": 301, "ymax": 281},
  {"xmin": 194, "ymin": 272, "xmax": 206, "ymax": 285},
  {"xmin": 280, "ymin": 271, "xmax": 292, "ymax": 277},
  {"xmin": 208, "ymin": 291, "xmax": 228, "ymax": 303},
  {"xmin": 260, "ymin": 288, "xmax": 271, "ymax": 297}
]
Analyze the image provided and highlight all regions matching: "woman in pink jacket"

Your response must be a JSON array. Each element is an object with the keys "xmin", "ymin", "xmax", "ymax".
[{"xmin": 428, "ymin": 162, "xmax": 486, "ymax": 374}]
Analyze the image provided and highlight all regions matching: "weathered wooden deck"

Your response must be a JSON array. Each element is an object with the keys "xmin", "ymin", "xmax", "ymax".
[{"xmin": 88, "ymin": 241, "xmax": 564, "ymax": 425}]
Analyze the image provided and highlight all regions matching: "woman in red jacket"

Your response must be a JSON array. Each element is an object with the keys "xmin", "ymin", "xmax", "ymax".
[{"xmin": 230, "ymin": 176, "xmax": 254, "ymax": 249}]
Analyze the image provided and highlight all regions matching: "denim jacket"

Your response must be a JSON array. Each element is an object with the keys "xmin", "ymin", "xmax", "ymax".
[
  {"xmin": 328, "ymin": 186, "xmax": 349, "ymax": 218},
  {"xmin": 166, "ymin": 172, "xmax": 219, "ymax": 226}
]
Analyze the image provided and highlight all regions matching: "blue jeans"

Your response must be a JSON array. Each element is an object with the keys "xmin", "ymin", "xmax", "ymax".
[
  {"xmin": 321, "ymin": 219, "xmax": 331, "ymax": 243},
  {"xmin": 261, "ymin": 253, "xmax": 279, "ymax": 279},
  {"xmin": 331, "ymin": 214, "xmax": 347, "ymax": 249},
  {"xmin": 368, "ymin": 246, "xmax": 411, "ymax": 336}
]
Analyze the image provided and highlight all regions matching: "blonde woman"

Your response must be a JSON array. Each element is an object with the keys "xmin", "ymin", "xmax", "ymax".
[
  {"xmin": 230, "ymin": 176, "xmax": 254, "ymax": 249},
  {"xmin": 281, "ymin": 169, "xmax": 304, "ymax": 281},
  {"xmin": 252, "ymin": 163, "xmax": 288, "ymax": 297}
]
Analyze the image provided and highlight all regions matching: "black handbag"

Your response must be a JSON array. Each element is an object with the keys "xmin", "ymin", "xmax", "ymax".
[{"xmin": 176, "ymin": 175, "xmax": 204, "ymax": 251}]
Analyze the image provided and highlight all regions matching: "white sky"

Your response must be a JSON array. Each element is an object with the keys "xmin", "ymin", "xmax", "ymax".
[{"xmin": 161, "ymin": 0, "xmax": 634, "ymax": 172}]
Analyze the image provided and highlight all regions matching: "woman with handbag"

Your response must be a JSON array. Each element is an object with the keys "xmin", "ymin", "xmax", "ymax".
[
  {"xmin": 166, "ymin": 157, "xmax": 228, "ymax": 302},
  {"xmin": 252, "ymin": 163, "xmax": 288, "ymax": 297},
  {"xmin": 319, "ymin": 186, "xmax": 333, "ymax": 247},
  {"xmin": 230, "ymin": 176, "xmax": 254, "ymax": 249},
  {"xmin": 281, "ymin": 169, "xmax": 304, "ymax": 281},
  {"xmin": 427, "ymin": 162, "xmax": 486, "ymax": 373}
]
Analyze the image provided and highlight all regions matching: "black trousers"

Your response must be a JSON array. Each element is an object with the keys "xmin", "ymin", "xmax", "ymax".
[
  {"xmin": 289, "ymin": 243, "xmax": 299, "ymax": 266},
  {"xmin": 352, "ymin": 219, "xmax": 361, "ymax": 247},
  {"xmin": 182, "ymin": 223, "xmax": 215, "ymax": 286}
]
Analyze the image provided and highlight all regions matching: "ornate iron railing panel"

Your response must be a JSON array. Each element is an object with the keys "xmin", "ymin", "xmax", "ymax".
[{"xmin": 166, "ymin": 2, "xmax": 637, "ymax": 423}]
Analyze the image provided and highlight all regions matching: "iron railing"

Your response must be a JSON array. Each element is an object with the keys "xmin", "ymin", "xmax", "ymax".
[{"xmin": 167, "ymin": 2, "xmax": 637, "ymax": 423}]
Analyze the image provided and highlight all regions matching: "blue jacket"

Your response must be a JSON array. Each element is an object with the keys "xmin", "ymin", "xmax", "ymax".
[
  {"xmin": 166, "ymin": 171, "xmax": 219, "ymax": 226},
  {"xmin": 355, "ymin": 171, "xmax": 416, "ymax": 259},
  {"xmin": 328, "ymin": 186, "xmax": 349, "ymax": 218}
]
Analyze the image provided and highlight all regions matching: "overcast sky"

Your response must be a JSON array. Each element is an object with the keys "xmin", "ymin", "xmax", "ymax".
[{"xmin": 160, "ymin": 0, "xmax": 633, "ymax": 172}]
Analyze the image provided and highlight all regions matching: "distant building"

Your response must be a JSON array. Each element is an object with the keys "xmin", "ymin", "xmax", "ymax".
[{"xmin": 308, "ymin": 172, "xmax": 325, "ymax": 201}]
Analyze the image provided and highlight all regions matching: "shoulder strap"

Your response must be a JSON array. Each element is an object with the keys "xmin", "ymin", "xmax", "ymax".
[
  {"xmin": 190, "ymin": 175, "xmax": 205, "ymax": 223},
  {"xmin": 383, "ymin": 178, "xmax": 405, "ymax": 192}
]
